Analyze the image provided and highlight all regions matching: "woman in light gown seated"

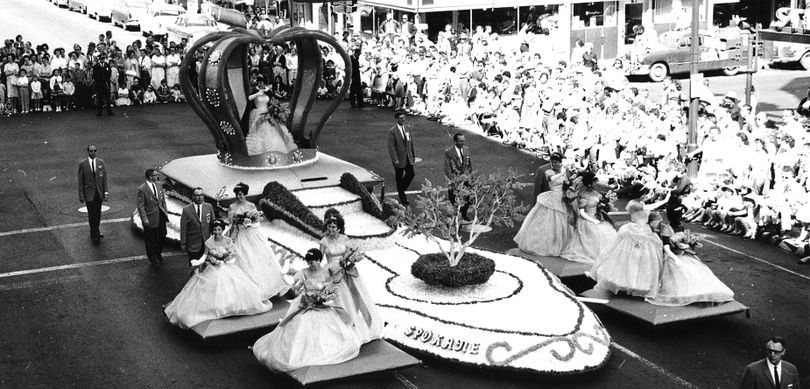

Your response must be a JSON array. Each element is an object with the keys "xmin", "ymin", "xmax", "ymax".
[
  {"xmin": 227, "ymin": 182, "xmax": 289, "ymax": 301},
  {"xmin": 589, "ymin": 184, "xmax": 670, "ymax": 298},
  {"xmin": 514, "ymin": 152, "xmax": 576, "ymax": 256},
  {"xmin": 561, "ymin": 172, "xmax": 618, "ymax": 264},
  {"xmin": 245, "ymin": 76, "xmax": 297, "ymax": 155},
  {"xmin": 646, "ymin": 212, "xmax": 734, "ymax": 306},
  {"xmin": 164, "ymin": 219, "xmax": 274, "ymax": 329},
  {"xmin": 253, "ymin": 249, "xmax": 362, "ymax": 372},
  {"xmin": 320, "ymin": 209, "xmax": 383, "ymax": 344}
]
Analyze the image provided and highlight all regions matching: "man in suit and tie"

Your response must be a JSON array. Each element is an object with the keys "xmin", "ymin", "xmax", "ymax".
[
  {"xmin": 137, "ymin": 168, "xmax": 168, "ymax": 268},
  {"xmin": 388, "ymin": 111, "xmax": 417, "ymax": 206},
  {"xmin": 180, "ymin": 187, "xmax": 214, "ymax": 265},
  {"xmin": 91, "ymin": 54, "xmax": 114, "ymax": 117},
  {"xmin": 739, "ymin": 336, "xmax": 801, "ymax": 389},
  {"xmin": 444, "ymin": 133, "xmax": 472, "ymax": 220},
  {"xmin": 77, "ymin": 145, "xmax": 109, "ymax": 244},
  {"xmin": 349, "ymin": 48, "xmax": 363, "ymax": 108}
]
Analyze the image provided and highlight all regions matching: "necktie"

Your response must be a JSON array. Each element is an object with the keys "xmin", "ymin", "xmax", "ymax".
[
  {"xmin": 91, "ymin": 159, "xmax": 96, "ymax": 175},
  {"xmin": 458, "ymin": 147, "xmax": 464, "ymax": 162},
  {"xmin": 151, "ymin": 183, "xmax": 157, "ymax": 198},
  {"xmin": 774, "ymin": 366, "xmax": 780, "ymax": 388},
  {"xmin": 196, "ymin": 204, "xmax": 201, "ymax": 222},
  {"xmin": 400, "ymin": 125, "xmax": 406, "ymax": 141}
]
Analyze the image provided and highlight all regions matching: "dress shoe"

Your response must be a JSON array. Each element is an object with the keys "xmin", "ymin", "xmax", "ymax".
[
  {"xmin": 797, "ymin": 256, "xmax": 810, "ymax": 265},
  {"xmin": 98, "ymin": 233, "xmax": 104, "ymax": 238}
]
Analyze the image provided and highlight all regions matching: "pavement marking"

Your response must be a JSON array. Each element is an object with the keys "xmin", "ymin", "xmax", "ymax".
[
  {"xmin": 704, "ymin": 239, "xmax": 810, "ymax": 282},
  {"xmin": 0, "ymin": 217, "xmax": 131, "ymax": 238},
  {"xmin": 612, "ymin": 342, "xmax": 698, "ymax": 389},
  {"xmin": 0, "ymin": 252, "xmax": 182, "ymax": 279},
  {"xmin": 393, "ymin": 372, "xmax": 418, "ymax": 389}
]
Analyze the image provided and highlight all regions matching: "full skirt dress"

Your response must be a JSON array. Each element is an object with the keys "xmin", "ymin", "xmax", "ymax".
[
  {"xmin": 561, "ymin": 218, "xmax": 617, "ymax": 265},
  {"xmin": 333, "ymin": 272, "xmax": 384, "ymax": 344},
  {"xmin": 514, "ymin": 189, "xmax": 574, "ymax": 256},
  {"xmin": 231, "ymin": 225, "xmax": 289, "ymax": 300},
  {"xmin": 645, "ymin": 253, "xmax": 734, "ymax": 306},
  {"xmin": 589, "ymin": 222, "xmax": 664, "ymax": 298}
]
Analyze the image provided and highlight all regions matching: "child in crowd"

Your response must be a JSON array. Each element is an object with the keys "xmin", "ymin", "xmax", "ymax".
[
  {"xmin": 16, "ymin": 69, "xmax": 30, "ymax": 114},
  {"xmin": 143, "ymin": 85, "xmax": 157, "ymax": 104},
  {"xmin": 49, "ymin": 68, "xmax": 64, "ymax": 112},
  {"xmin": 170, "ymin": 84, "xmax": 184, "ymax": 102},
  {"xmin": 156, "ymin": 80, "xmax": 171, "ymax": 103},
  {"xmin": 62, "ymin": 75, "xmax": 75, "ymax": 111},
  {"xmin": 116, "ymin": 84, "xmax": 131, "ymax": 106},
  {"xmin": 30, "ymin": 76, "xmax": 42, "ymax": 112}
]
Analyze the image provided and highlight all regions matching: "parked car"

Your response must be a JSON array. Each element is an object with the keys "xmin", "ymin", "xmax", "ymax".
[
  {"xmin": 624, "ymin": 30, "xmax": 749, "ymax": 82},
  {"xmin": 165, "ymin": 14, "xmax": 223, "ymax": 46},
  {"xmin": 111, "ymin": 0, "xmax": 151, "ymax": 31},
  {"xmin": 67, "ymin": 0, "xmax": 87, "ymax": 13},
  {"xmin": 85, "ymin": 0, "xmax": 112, "ymax": 22},
  {"xmin": 53, "ymin": 0, "xmax": 69, "ymax": 7},
  {"xmin": 140, "ymin": 3, "xmax": 186, "ymax": 37}
]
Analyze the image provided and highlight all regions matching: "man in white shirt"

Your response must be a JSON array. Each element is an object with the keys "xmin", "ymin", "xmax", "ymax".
[
  {"xmin": 739, "ymin": 336, "xmax": 801, "ymax": 389},
  {"xmin": 77, "ymin": 145, "xmax": 109, "ymax": 244},
  {"xmin": 136, "ymin": 168, "xmax": 168, "ymax": 268}
]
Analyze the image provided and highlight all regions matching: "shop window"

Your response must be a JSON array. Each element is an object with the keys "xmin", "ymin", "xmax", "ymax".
[{"xmin": 572, "ymin": 2, "xmax": 617, "ymax": 28}]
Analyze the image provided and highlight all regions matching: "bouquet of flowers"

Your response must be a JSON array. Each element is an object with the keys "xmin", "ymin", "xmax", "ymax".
[
  {"xmin": 301, "ymin": 285, "xmax": 338, "ymax": 309},
  {"xmin": 233, "ymin": 209, "xmax": 263, "ymax": 228},
  {"xmin": 671, "ymin": 229, "xmax": 704, "ymax": 255},
  {"xmin": 599, "ymin": 190, "xmax": 618, "ymax": 213},
  {"xmin": 268, "ymin": 97, "xmax": 290, "ymax": 123}
]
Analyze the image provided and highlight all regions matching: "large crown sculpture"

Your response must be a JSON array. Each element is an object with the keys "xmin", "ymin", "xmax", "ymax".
[{"xmin": 179, "ymin": 26, "xmax": 352, "ymax": 169}]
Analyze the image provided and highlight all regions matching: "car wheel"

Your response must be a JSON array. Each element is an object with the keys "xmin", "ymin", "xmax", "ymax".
[
  {"xmin": 800, "ymin": 52, "xmax": 810, "ymax": 70},
  {"xmin": 648, "ymin": 62, "xmax": 668, "ymax": 82},
  {"xmin": 722, "ymin": 66, "xmax": 739, "ymax": 76}
]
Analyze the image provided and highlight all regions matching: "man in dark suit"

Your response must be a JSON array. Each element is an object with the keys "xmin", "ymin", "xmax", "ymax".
[
  {"xmin": 77, "ymin": 145, "xmax": 109, "ymax": 244},
  {"xmin": 444, "ymin": 133, "xmax": 472, "ymax": 220},
  {"xmin": 740, "ymin": 336, "xmax": 801, "ymax": 389},
  {"xmin": 180, "ymin": 187, "xmax": 214, "ymax": 265},
  {"xmin": 349, "ymin": 48, "xmax": 363, "ymax": 108},
  {"xmin": 533, "ymin": 152, "xmax": 562, "ymax": 200},
  {"xmin": 91, "ymin": 54, "xmax": 114, "ymax": 116},
  {"xmin": 136, "ymin": 168, "xmax": 168, "ymax": 268},
  {"xmin": 388, "ymin": 111, "xmax": 417, "ymax": 206}
]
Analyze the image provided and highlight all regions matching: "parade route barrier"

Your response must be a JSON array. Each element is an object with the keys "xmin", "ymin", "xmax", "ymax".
[
  {"xmin": 190, "ymin": 296, "xmax": 291, "ymax": 338},
  {"xmin": 579, "ymin": 289, "xmax": 749, "ymax": 325},
  {"xmin": 505, "ymin": 248, "xmax": 591, "ymax": 278},
  {"xmin": 286, "ymin": 340, "xmax": 420, "ymax": 385}
]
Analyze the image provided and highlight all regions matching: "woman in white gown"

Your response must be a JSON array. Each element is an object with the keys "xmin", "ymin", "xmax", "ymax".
[
  {"xmin": 589, "ymin": 184, "xmax": 669, "ymax": 298},
  {"xmin": 227, "ymin": 183, "xmax": 288, "ymax": 301},
  {"xmin": 514, "ymin": 153, "xmax": 575, "ymax": 256},
  {"xmin": 164, "ymin": 219, "xmax": 273, "ymax": 329},
  {"xmin": 253, "ymin": 248, "xmax": 361, "ymax": 372},
  {"xmin": 561, "ymin": 172, "xmax": 617, "ymax": 264},
  {"xmin": 150, "ymin": 49, "xmax": 166, "ymax": 90},
  {"xmin": 646, "ymin": 213, "xmax": 735, "ymax": 306},
  {"xmin": 320, "ymin": 210, "xmax": 383, "ymax": 344},
  {"xmin": 245, "ymin": 77, "xmax": 297, "ymax": 155}
]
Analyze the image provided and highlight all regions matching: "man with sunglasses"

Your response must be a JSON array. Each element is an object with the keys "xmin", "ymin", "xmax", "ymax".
[{"xmin": 739, "ymin": 336, "xmax": 800, "ymax": 389}]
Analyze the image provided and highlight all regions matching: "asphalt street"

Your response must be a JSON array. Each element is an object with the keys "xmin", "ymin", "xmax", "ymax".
[{"xmin": 0, "ymin": 101, "xmax": 808, "ymax": 388}]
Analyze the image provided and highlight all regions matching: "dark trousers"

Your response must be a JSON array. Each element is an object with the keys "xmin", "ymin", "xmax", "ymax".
[
  {"xmin": 350, "ymin": 78, "xmax": 363, "ymax": 106},
  {"xmin": 448, "ymin": 185, "xmax": 470, "ymax": 220},
  {"xmin": 394, "ymin": 161, "xmax": 415, "ymax": 205},
  {"xmin": 95, "ymin": 86, "xmax": 113, "ymax": 114},
  {"xmin": 86, "ymin": 190, "xmax": 103, "ymax": 240},
  {"xmin": 144, "ymin": 211, "xmax": 168, "ymax": 264},
  {"xmin": 186, "ymin": 249, "xmax": 204, "ymax": 265}
]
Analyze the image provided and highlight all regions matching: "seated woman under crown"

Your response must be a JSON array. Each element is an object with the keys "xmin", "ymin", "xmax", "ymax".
[
  {"xmin": 245, "ymin": 76, "xmax": 297, "ymax": 156},
  {"xmin": 252, "ymin": 248, "xmax": 362, "ymax": 372}
]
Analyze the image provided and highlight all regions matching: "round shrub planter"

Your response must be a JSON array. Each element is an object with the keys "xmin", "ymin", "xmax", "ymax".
[{"xmin": 411, "ymin": 252, "xmax": 496, "ymax": 287}]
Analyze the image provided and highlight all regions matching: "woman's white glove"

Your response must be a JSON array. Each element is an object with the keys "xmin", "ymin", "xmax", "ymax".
[{"xmin": 190, "ymin": 255, "xmax": 206, "ymax": 267}]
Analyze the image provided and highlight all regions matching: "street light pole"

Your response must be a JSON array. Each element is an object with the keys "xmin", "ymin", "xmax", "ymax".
[{"xmin": 686, "ymin": 0, "xmax": 700, "ymax": 178}]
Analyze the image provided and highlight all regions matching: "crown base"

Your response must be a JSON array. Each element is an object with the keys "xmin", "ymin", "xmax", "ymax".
[{"xmin": 216, "ymin": 149, "xmax": 318, "ymax": 170}]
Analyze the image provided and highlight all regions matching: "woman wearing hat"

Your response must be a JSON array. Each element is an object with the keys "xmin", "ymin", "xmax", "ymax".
[
  {"xmin": 164, "ymin": 219, "xmax": 273, "ymax": 329},
  {"xmin": 514, "ymin": 152, "xmax": 576, "ymax": 256},
  {"xmin": 252, "ymin": 248, "xmax": 362, "ymax": 372},
  {"xmin": 227, "ymin": 183, "xmax": 289, "ymax": 301}
]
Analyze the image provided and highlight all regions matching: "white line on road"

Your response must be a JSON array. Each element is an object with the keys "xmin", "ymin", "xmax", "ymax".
[
  {"xmin": 612, "ymin": 342, "xmax": 698, "ymax": 389},
  {"xmin": 0, "ymin": 252, "xmax": 181, "ymax": 279},
  {"xmin": 704, "ymin": 239, "xmax": 810, "ymax": 282},
  {"xmin": 393, "ymin": 372, "xmax": 418, "ymax": 389},
  {"xmin": 0, "ymin": 217, "xmax": 131, "ymax": 237}
]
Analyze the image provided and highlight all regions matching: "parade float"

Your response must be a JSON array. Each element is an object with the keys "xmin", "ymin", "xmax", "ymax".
[{"xmin": 132, "ymin": 21, "xmax": 611, "ymax": 381}]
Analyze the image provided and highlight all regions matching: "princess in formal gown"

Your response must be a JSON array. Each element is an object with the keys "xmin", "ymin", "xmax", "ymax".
[
  {"xmin": 227, "ymin": 183, "xmax": 288, "ymax": 301},
  {"xmin": 561, "ymin": 172, "xmax": 617, "ymax": 264},
  {"xmin": 646, "ymin": 212, "xmax": 734, "ymax": 307},
  {"xmin": 320, "ymin": 210, "xmax": 383, "ymax": 344},
  {"xmin": 514, "ymin": 153, "xmax": 575, "ymax": 256},
  {"xmin": 253, "ymin": 249, "xmax": 361, "ymax": 372},
  {"xmin": 589, "ymin": 184, "xmax": 669, "ymax": 298},
  {"xmin": 245, "ymin": 76, "xmax": 297, "ymax": 155},
  {"xmin": 164, "ymin": 219, "xmax": 273, "ymax": 329}
]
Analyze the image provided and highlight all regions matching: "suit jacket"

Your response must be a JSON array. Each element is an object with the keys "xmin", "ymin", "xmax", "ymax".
[
  {"xmin": 350, "ymin": 55, "xmax": 361, "ymax": 82},
  {"xmin": 444, "ymin": 145, "xmax": 472, "ymax": 179},
  {"xmin": 388, "ymin": 124, "xmax": 415, "ymax": 169},
  {"xmin": 78, "ymin": 158, "xmax": 108, "ymax": 202},
  {"xmin": 180, "ymin": 202, "xmax": 214, "ymax": 253},
  {"xmin": 533, "ymin": 163, "xmax": 553, "ymax": 199},
  {"xmin": 136, "ymin": 181, "xmax": 168, "ymax": 227},
  {"xmin": 740, "ymin": 359, "xmax": 801, "ymax": 389}
]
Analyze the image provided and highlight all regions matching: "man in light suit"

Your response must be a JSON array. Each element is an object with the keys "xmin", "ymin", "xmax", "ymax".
[
  {"xmin": 444, "ymin": 133, "xmax": 472, "ymax": 220},
  {"xmin": 77, "ymin": 145, "xmax": 109, "ymax": 244},
  {"xmin": 137, "ymin": 168, "xmax": 168, "ymax": 268},
  {"xmin": 388, "ymin": 111, "xmax": 417, "ymax": 206},
  {"xmin": 740, "ymin": 336, "xmax": 801, "ymax": 389},
  {"xmin": 180, "ymin": 187, "xmax": 214, "ymax": 265}
]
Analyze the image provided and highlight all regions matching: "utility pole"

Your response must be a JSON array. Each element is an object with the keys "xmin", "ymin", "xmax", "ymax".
[{"xmin": 687, "ymin": 0, "xmax": 700, "ymax": 178}]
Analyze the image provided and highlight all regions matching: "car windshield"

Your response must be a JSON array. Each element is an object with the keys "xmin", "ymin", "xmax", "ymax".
[
  {"xmin": 188, "ymin": 19, "xmax": 217, "ymax": 27},
  {"xmin": 158, "ymin": 10, "xmax": 184, "ymax": 17}
]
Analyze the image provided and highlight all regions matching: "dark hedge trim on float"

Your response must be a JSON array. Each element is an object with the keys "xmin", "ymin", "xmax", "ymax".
[
  {"xmin": 383, "ymin": 336, "xmax": 612, "ymax": 376},
  {"xmin": 411, "ymin": 253, "xmax": 496, "ymax": 287},
  {"xmin": 340, "ymin": 172, "xmax": 385, "ymax": 219},
  {"xmin": 391, "ymin": 242, "xmax": 586, "ymax": 337},
  {"xmin": 346, "ymin": 227, "xmax": 396, "ymax": 239},
  {"xmin": 306, "ymin": 197, "xmax": 360, "ymax": 210},
  {"xmin": 259, "ymin": 181, "xmax": 325, "ymax": 239}
]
